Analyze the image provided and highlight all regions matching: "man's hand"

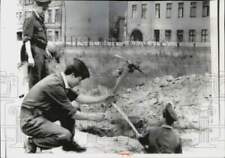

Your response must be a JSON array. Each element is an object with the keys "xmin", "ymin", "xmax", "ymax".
[
  {"xmin": 71, "ymin": 101, "xmax": 81, "ymax": 111},
  {"xmin": 46, "ymin": 48, "xmax": 52, "ymax": 59},
  {"xmin": 102, "ymin": 87, "xmax": 115, "ymax": 102},
  {"xmin": 28, "ymin": 57, "xmax": 35, "ymax": 67},
  {"xmin": 105, "ymin": 95, "xmax": 116, "ymax": 104}
]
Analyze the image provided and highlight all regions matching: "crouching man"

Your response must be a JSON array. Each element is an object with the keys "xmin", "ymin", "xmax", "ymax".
[{"xmin": 20, "ymin": 58, "xmax": 111, "ymax": 153}]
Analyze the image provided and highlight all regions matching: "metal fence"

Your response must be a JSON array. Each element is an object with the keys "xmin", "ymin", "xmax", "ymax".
[{"xmin": 52, "ymin": 40, "xmax": 210, "ymax": 48}]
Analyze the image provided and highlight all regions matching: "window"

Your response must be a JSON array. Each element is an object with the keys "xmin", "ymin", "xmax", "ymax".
[
  {"xmin": 87, "ymin": 17, "xmax": 92, "ymax": 23},
  {"xmin": 155, "ymin": 3, "xmax": 160, "ymax": 18},
  {"xmin": 202, "ymin": 1, "xmax": 209, "ymax": 17},
  {"xmin": 47, "ymin": 9, "xmax": 52, "ymax": 23},
  {"xmin": 16, "ymin": 12, "xmax": 22, "ymax": 23},
  {"xmin": 177, "ymin": 30, "xmax": 184, "ymax": 42},
  {"xmin": 190, "ymin": 2, "xmax": 197, "ymax": 17},
  {"xmin": 132, "ymin": 4, "xmax": 137, "ymax": 18},
  {"xmin": 55, "ymin": 31, "xmax": 59, "ymax": 41},
  {"xmin": 24, "ymin": 0, "xmax": 33, "ymax": 5},
  {"xmin": 141, "ymin": 4, "xmax": 147, "ymax": 19},
  {"xmin": 154, "ymin": 30, "xmax": 160, "ymax": 42},
  {"xmin": 201, "ymin": 29, "xmax": 208, "ymax": 42},
  {"xmin": 178, "ymin": 3, "xmax": 184, "ymax": 18},
  {"xmin": 166, "ymin": 3, "xmax": 172, "ymax": 18},
  {"xmin": 165, "ymin": 30, "xmax": 172, "ymax": 41},
  {"xmin": 17, "ymin": 32, "xmax": 23, "ymax": 41},
  {"xmin": 189, "ymin": 30, "xmax": 196, "ymax": 42},
  {"xmin": 25, "ymin": 11, "xmax": 32, "ymax": 18},
  {"xmin": 55, "ymin": 8, "xmax": 61, "ymax": 23},
  {"xmin": 47, "ymin": 30, "xmax": 53, "ymax": 41}
]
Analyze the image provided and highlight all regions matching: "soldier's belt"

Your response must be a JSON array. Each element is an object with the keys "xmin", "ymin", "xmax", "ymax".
[{"xmin": 31, "ymin": 39, "xmax": 47, "ymax": 49}]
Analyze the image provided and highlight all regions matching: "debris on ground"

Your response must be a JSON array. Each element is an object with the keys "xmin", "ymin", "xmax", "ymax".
[{"xmin": 76, "ymin": 73, "xmax": 212, "ymax": 151}]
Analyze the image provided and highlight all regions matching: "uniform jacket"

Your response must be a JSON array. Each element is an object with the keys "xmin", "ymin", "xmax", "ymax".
[
  {"xmin": 23, "ymin": 11, "xmax": 48, "ymax": 49},
  {"xmin": 139, "ymin": 125, "xmax": 182, "ymax": 153}
]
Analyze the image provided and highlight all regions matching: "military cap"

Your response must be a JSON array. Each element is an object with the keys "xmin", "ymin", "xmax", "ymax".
[
  {"xmin": 163, "ymin": 103, "xmax": 178, "ymax": 121},
  {"xmin": 34, "ymin": 0, "xmax": 51, "ymax": 6}
]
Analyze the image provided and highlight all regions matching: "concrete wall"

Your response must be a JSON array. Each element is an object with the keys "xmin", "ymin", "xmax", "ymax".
[
  {"xmin": 109, "ymin": 1, "xmax": 128, "ymax": 26},
  {"xmin": 109, "ymin": 1, "xmax": 128, "ymax": 41},
  {"xmin": 65, "ymin": 1, "xmax": 109, "ymax": 42}
]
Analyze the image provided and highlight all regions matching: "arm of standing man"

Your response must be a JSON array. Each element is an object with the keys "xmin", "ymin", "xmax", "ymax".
[
  {"xmin": 23, "ymin": 17, "xmax": 35, "ymax": 66},
  {"xmin": 25, "ymin": 41, "xmax": 35, "ymax": 66}
]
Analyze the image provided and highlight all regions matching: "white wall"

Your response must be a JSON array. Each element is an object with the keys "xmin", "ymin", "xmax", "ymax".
[{"xmin": 65, "ymin": 1, "xmax": 109, "ymax": 41}]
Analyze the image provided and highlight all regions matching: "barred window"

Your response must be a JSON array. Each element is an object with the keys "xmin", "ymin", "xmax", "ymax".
[
  {"xmin": 165, "ymin": 30, "xmax": 172, "ymax": 41},
  {"xmin": 155, "ymin": 3, "xmax": 160, "ymax": 18},
  {"xmin": 177, "ymin": 30, "xmax": 184, "ymax": 42},
  {"xmin": 190, "ymin": 2, "xmax": 197, "ymax": 17},
  {"xmin": 132, "ymin": 4, "xmax": 137, "ymax": 18},
  {"xmin": 166, "ymin": 3, "xmax": 172, "ymax": 18},
  {"xmin": 189, "ymin": 30, "xmax": 196, "ymax": 42},
  {"xmin": 201, "ymin": 29, "xmax": 208, "ymax": 42},
  {"xmin": 141, "ymin": 4, "xmax": 147, "ymax": 19},
  {"xmin": 202, "ymin": 1, "xmax": 209, "ymax": 17},
  {"xmin": 178, "ymin": 3, "xmax": 184, "ymax": 18}
]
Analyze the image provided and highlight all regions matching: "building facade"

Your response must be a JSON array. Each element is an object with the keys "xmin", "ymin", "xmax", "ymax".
[
  {"xmin": 16, "ymin": 0, "xmax": 64, "ymax": 42},
  {"xmin": 127, "ymin": 1, "xmax": 210, "ymax": 45},
  {"xmin": 16, "ymin": 0, "xmax": 127, "ymax": 43},
  {"xmin": 16, "ymin": 1, "xmax": 210, "ymax": 46}
]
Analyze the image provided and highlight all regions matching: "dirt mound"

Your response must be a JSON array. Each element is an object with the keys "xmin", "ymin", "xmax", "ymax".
[{"xmin": 77, "ymin": 73, "xmax": 212, "ymax": 148}]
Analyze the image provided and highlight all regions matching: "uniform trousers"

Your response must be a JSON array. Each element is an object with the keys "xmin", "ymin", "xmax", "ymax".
[{"xmin": 28, "ymin": 45, "xmax": 49, "ymax": 89}]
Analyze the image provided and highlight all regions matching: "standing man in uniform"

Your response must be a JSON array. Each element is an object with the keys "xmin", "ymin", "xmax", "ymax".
[
  {"xmin": 138, "ymin": 103, "xmax": 182, "ymax": 153},
  {"xmin": 23, "ymin": 0, "xmax": 52, "ymax": 89}
]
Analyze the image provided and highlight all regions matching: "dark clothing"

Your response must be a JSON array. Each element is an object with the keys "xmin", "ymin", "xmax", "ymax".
[
  {"xmin": 139, "ymin": 125, "xmax": 182, "ymax": 153},
  {"xmin": 23, "ymin": 12, "xmax": 47, "ymax": 46},
  {"xmin": 23, "ymin": 11, "xmax": 49, "ymax": 88},
  {"xmin": 20, "ymin": 73, "xmax": 78, "ymax": 149}
]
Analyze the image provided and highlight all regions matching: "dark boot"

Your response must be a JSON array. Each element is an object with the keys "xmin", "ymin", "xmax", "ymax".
[
  {"xmin": 62, "ymin": 141, "xmax": 86, "ymax": 152},
  {"xmin": 24, "ymin": 137, "xmax": 37, "ymax": 153}
]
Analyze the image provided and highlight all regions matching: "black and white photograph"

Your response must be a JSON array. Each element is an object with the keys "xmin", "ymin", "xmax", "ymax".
[{"xmin": 0, "ymin": 0, "xmax": 225, "ymax": 157}]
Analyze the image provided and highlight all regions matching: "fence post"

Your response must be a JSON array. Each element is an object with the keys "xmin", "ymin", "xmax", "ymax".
[{"xmin": 75, "ymin": 38, "xmax": 77, "ymax": 47}]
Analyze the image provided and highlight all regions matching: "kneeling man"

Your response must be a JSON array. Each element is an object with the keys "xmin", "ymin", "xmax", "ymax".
[{"xmin": 20, "ymin": 58, "xmax": 111, "ymax": 153}]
